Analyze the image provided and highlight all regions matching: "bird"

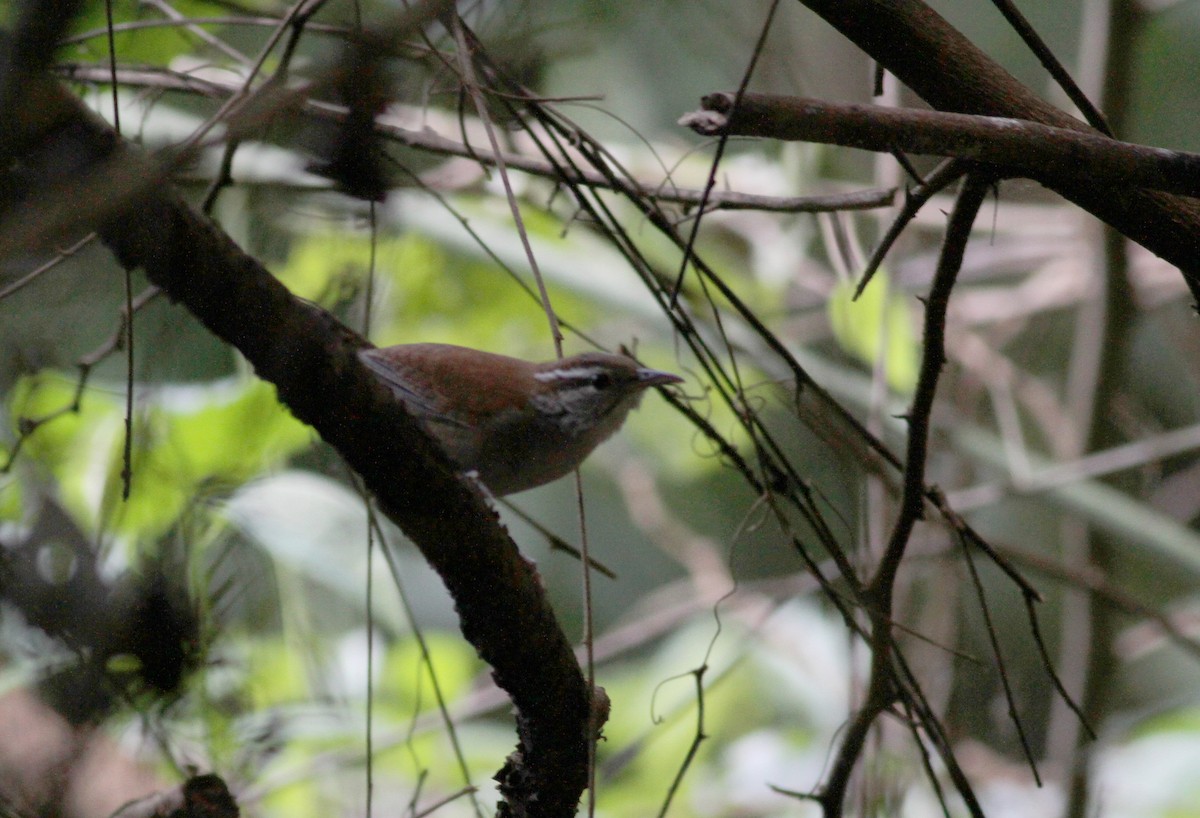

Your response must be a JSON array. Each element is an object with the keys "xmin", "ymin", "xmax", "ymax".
[{"xmin": 358, "ymin": 342, "xmax": 683, "ymax": 495}]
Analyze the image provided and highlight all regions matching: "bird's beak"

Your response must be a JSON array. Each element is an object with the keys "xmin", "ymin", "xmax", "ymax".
[{"xmin": 636, "ymin": 368, "xmax": 684, "ymax": 388}]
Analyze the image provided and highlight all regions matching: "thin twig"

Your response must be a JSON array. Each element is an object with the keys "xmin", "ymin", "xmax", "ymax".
[
  {"xmin": 62, "ymin": 64, "xmax": 897, "ymax": 215},
  {"xmin": 668, "ymin": 0, "xmax": 782, "ymax": 305},
  {"xmin": 958, "ymin": 529, "xmax": 1041, "ymax": 783},
  {"xmin": 871, "ymin": 175, "xmax": 993, "ymax": 598},
  {"xmin": 987, "ymin": 0, "xmax": 1112, "ymax": 135},
  {"xmin": 819, "ymin": 175, "xmax": 993, "ymax": 818},
  {"xmin": 654, "ymin": 667, "xmax": 708, "ymax": 818},
  {"xmin": 855, "ymin": 159, "xmax": 967, "ymax": 299}
]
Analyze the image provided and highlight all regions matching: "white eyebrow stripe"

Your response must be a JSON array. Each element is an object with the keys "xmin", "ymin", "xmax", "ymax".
[{"xmin": 533, "ymin": 366, "xmax": 604, "ymax": 382}]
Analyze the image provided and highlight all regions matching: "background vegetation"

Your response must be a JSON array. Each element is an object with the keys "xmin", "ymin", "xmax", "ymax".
[{"xmin": 3, "ymin": 1, "xmax": 1200, "ymax": 817}]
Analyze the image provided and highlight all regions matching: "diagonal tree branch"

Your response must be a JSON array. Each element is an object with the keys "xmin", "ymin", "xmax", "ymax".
[
  {"xmin": 683, "ymin": 93, "xmax": 1200, "ymax": 199},
  {"xmin": 1, "ymin": 65, "xmax": 591, "ymax": 818}
]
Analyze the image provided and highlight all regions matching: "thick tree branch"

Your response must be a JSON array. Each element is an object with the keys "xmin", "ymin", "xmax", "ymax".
[
  {"xmin": 1, "ymin": 70, "xmax": 590, "ymax": 818},
  {"xmin": 790, "ymin": 0, "xmax": 1200, "ymax": 304},
  {"xmin": 683, "ymin": 93, "xmax": 1200, "ymax": 199}
]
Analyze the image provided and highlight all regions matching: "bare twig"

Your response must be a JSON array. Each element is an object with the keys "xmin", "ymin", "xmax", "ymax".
[
  {"xmin": 59, "ymin": 65, "xmax": 896, "ymax": 214},
  {"xmin": 986, "ymin": 0, "xmax": 1111, "ymax": 134},
  {"xmin": 819, "ymin": 175, "xmax": 993, "ymax": 818},
  {"xmin": 683, "ymin": 93, "xmax": 1200, "ymax": 198}
]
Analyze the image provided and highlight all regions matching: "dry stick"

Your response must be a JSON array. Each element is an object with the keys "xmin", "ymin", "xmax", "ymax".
[
  {"xmin": 101, "ymin": 0, "xmax": 137, "ymax": 501},
  {"xmin": 1023, "ymin": 594, "xmax": 1097, "ymax": 740},
  {"xmin": 1002, "ymin": 542, "xmax": 1200, "ymax": 664},
  {"xmin": 683, "ymin": 240, "xmax": 866, "ymax": 624},
  {"xmin": 119, "ymin": 244, "xmax": 134, "ymax": 500},
  {"xmin": 60, "ymin": 64, "xmax": 895, "ymax": 214},
  {"xmin": 364, "ymin": 507, "xmax": 486, "ymax": 818},
  {"xmin": 530, "ymin": 98, "xmax": 926, "ymax": 640},
  {"xmin": 142, "ymin": 0, "xmax": 255, "ymax": 67},
  {"xmin": 3, "ymin": 284, "xmax": 160, "ymax": 472},
  {"xmin": 854, "ymin": 158, "xmax": 967, "ymax": 299},
  {"xmin": 497, "ymin": 499, "xmax": 617, "ymax": 580},
  {"xmin": 987, "ymin": 0, "xmax": 1111, "ymax": 135},
  {"xmin": 676, "ymin": 0, "xmax": 864, "ymax": 585},
  {"xmin": 166, "ymin": 0, "xmax": 331, "ymax": 161},
  {"xmin": 450, "ymin": 17, "xmax": 557, "ymax": 357},
  {"xmin": 958, "ymin": 530, "xmax": 1041, "ymax": 783},
  {"xmin": 381, "ymin": 158, "xmax": 600, "ymax": 352},
  {"xmin": 61, "ymin": 14, "xmax": 348, "ymax": 46},
  {"xmin": 192, "ymin": 0, "xmax": 314, "ymax": 214},
  {"xmin": 558, "ymin": 133, "xmax": 867, "ymax": 620},
  {"xmin": 361, "ymin": 101, "xmax": 378, "ymax": 814},
  {"xmin": 888, "ymin": 647, "xmax": 983, "ymax": 818},
  {"xmin": 873, "ymin": 175, "xmax": 992, "ymax": 611},
  {"xmin": 689, "ymin": 99, "xmax": 1047, "ymax": 601},
  {"xmin": 666, "ymin": 0, "xmax": 784, "ymax": 530},
  {"xmin": 200, "ymin": 137, "xmax": 242, "ymax": 214},
  {"xmin": 365, "ymin": 491, "xmax": 375, "ymax": 818},
  {"xmin": 668, "ymin": 0, "xmax": 782, "ymax": 305},
  {"xmin": 410, "ymin": 786, "xmax": 480, "ymax": 818},
  {"xmin": 899, "ymin": 702, "xmax": 954, "ymax": 817},
  {"xmin": 603, "ymin": 112, "xmax": 1006, "ymax": 600},
  {"xmin": 654, "ymin": 667, "xmax": 708, "ymax": 818},
  {"xmin": 930, "ymin": 495, "xmax": 1039, "ymax": 601},
  {"xmin": 818, "ymin": 176, "xmax": 993, "ymax": 818},
  {"xmin": 0, "ymin": 232, "xmax": 96, "ymax": 301},
  {"xmin": 683, "ymin": 92, "xmax": 1200, "ymax": 199},
  {"xmin": 930, "ymin": 487, "xmax": 1093, "ymax": 723}
]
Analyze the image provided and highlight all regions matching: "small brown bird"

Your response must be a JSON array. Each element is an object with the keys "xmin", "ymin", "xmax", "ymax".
[{"xmin": 359, "ymin": 343, "xmax": 683, "ymax": 495}]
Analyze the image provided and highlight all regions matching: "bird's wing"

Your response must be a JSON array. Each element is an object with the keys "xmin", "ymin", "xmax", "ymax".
[{"xmin": 358, "ymin": 349, "xmax": 471, "ymax": 429}]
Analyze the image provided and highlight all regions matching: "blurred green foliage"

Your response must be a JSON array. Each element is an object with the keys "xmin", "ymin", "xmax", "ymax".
[
  {"xmin": 827, "ymin": 269, "xmax": 919, "ymax": 394},
  {"xmin": 8, "ymin": 372, "xmax": 311, "ymax": 541},
  {"xmin": 4, "ymin": 1, "xmax": 1200, "ymax": 817}
]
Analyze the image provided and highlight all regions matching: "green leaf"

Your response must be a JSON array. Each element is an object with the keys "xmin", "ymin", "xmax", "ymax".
[
  {"xmin": 380, "ymin": 633, "xmax": 479, "ymax": 714},
  {"xmin": 0, "ymin": 465, "xmax": 21, "ymax": 522},
  {"xmin": 160, "ymin": 379, "xmax": 312, "ymax": 482},
  {"xmin": 9, "ymin": 373, "xmax": 124, "ymax": 532},
  {"xmin": 243, "ymin": 638, "xmax": 311, "ymax": 708},
  {"xmin": 67, "ymin": 1, "xmax": 233, "ymax": 67},
  {"xmin": 7, "ymin": 374, "xmax": 311, "ymax": 541},
  {"xmin": 827, "ymin": 270, "xmax": 919, "ymax": 394}
]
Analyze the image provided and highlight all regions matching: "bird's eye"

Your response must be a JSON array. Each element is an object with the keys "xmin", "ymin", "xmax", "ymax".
[{"xmin": 591, "ymin": 371, "xmax": 612, "ymax": 390}]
